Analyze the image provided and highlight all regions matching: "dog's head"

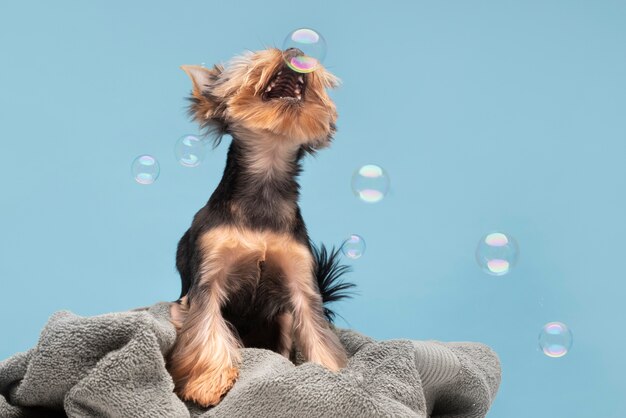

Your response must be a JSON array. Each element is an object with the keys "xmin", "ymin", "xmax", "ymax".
[{"xmin": 181, "ymin": 48, "xmax": 339, "ymax": 149}]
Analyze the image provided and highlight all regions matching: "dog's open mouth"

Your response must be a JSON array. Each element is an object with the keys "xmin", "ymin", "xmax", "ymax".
[{"xmin": 261, "ymin": 66, "xmax": 306, "ymax": 102}]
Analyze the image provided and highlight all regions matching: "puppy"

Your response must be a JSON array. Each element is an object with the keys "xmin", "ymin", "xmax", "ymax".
[{"xmin": 167, "ymin": 48, "xmax": 354, "ymax": 407}]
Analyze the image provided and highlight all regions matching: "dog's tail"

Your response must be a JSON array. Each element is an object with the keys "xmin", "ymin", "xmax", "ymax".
[{"xmin": 312, "ymin": 243, "xmax": 357, "ymax": 323}]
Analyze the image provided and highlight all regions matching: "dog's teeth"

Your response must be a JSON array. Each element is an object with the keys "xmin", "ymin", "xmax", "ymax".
[
  {"xmin": 298, "ymin": 75, "xmax": 304, "ymax": 83},
  {"xmin": 278, "ymin": 71, "xmax": 282, "ymax": 75},
  {"xmin": 296, "ymin": 95, "xmax": 302, "ymax": 100},
  {"xmin": 295, "ymin": 88, "xmax": 301, "ymax": 94},
  {"xmin": 266, "ymin": 86, "xmax": 272, "ymax": 92}
]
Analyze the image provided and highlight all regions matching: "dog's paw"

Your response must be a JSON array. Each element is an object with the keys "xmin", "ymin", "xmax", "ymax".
[
  {"xmin": 309, "ymin": 330, "xmax": 348, "ymax": 372},
  {"xmin": 179, "ymin": 366, "xmax": 239, "ymax": 407},
  {"xmin": 324, "ymin": 353, "xmax": 348, "ymax": 372}
]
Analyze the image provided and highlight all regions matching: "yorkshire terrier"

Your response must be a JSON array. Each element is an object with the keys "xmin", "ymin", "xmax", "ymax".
[{"xmin": 167, "ymin": 47, "xmax": 355, "ymax": 407}]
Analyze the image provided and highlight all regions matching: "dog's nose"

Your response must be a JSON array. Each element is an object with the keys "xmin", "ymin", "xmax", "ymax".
[{"xmin": 283, "ymin": 48, "xmax": 305, "ymax": 60}]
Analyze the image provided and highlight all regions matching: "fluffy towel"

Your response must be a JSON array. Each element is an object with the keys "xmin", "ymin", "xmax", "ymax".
[{"xmin": 0, "ymin": 303, "xmax": 500, "ymax": 417}]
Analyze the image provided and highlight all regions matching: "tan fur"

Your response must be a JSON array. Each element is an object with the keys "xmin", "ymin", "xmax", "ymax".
[
  {"xmin": 168, "ymin": 226, "xmax": 347, "ymax": 405},
  {"xmin": 233, "ymin": 126, "xmax": 300, "ymax": 178},
  {"xmin": 182, "ymin": 48, "xmax": 339, "ymax": 146},
  {"xmin": 276, "ymin": 311, "xmax": 294, "ymax": 358},
  {"xmin": 170, "ymin": 295, "xmax": 188, "ymax": 330}
]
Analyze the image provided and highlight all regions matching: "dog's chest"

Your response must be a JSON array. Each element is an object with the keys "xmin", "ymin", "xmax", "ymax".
[
  {"xmin": 198, "ymin": 225, "xmax": 312, "ymax": 286},
  {"xmin": 198, "ymin": 226, "xmax": 312, "ymax": 340}
]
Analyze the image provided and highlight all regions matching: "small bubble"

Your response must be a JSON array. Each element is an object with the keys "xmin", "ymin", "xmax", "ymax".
[
  {"xmin": 475, "ymin": 232, "xmax": 519, "ymax": 276},
  {"xmin": 351, "ymin": 164, "xmax": 390, "ymax": 203},
  {"xmin": 341, "ymin": 234, "xmax": 366, "ymax": 259},
  {"xmin": 175, "ymin": 134, "xmax": 206, "ymax": 167},
  {"xmin": 539, "ymin": 322, "xmax": 573, "ymax": 358},
  {"xmin": 131, "ymin": 155, "xmax": 160, "ymax": 185}
]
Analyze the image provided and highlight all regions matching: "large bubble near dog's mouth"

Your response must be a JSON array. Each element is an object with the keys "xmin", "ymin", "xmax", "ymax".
[{"xmin": 282, "ymin": 28, "xmax": 327, "ymax": 73}]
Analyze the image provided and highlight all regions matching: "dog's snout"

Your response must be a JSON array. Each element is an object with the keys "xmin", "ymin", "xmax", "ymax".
[{"xmin": 283, "ymin": 48, "xmax": 305, "ymax": 60}]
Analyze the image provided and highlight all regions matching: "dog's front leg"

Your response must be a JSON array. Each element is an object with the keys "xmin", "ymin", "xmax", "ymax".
[
  {"xmin": 275, "ymin": 246, "xmax": 348, "ymax": 371},
  {"xmin": 168, "ymin": 244, "xmax": 253, "ymax": 407}
]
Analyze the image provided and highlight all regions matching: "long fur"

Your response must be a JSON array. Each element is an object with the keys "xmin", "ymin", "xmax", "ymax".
[{"xmin": 169, "ymin": 48, "xmax": 353, "ymax": 407}]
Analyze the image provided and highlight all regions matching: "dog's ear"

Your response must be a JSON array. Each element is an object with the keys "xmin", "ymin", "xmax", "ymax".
[{"xmin": 181, "ymin": 65, "xmax": 227, "ymax": 145}]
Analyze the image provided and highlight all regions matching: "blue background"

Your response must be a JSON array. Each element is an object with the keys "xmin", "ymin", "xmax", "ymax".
[{"xmin": 1, "ymin": 1, "xmax": 625, "ymax": 416}]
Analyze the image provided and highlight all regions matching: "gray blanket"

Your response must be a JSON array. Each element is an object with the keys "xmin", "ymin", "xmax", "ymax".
[{"xmin": 0, "ymin": 303, "xmax": 501, "ymax": 417}]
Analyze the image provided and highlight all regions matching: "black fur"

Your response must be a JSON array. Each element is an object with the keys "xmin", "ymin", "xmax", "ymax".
[{"xmin": 312, "ymin": 244, "xmax": 356, "ymax": 322}]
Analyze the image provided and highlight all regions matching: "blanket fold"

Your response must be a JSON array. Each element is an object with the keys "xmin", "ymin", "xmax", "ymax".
[{"xmin": 0, "ymin": 303, "xmax": 500, "ymax": 417}]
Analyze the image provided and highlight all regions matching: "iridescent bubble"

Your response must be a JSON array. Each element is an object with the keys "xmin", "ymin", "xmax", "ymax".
[
  {"xmin": 175, "ymin": 134, "xmax": 206, "ymax": 167},
  {"xmin": 351, "ymin": 164, "xmax": 390, "ymax": 203},
  {"xmin": 131, "ymin": 155, "xmax": 160, "ymax": 185},
  {"xmin": 341, "ymin": 234, "xmax": 366, "ymax": 259},
  {"xmin": 475, "ymin": 232, "xmax": 519, "ymax": 276},
  {"xmin": 282, "ymin": 28, "xmax": 327, "ymax": 73},
  {"xmin": 539, "ymin": 322, "xmax": 573, "ymax": 358}
]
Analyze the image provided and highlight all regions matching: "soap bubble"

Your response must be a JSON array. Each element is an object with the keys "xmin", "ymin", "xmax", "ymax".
[
  {"xmin": 351, "ymin": 164, "xmax": 390, "ymax": 203},
  {"xmin": 282, "ymin": 28, "xmax": 327, "ymax": 73},
  {"xmin": 475, "ymin": 232, "xmax": 519, "ymax": 276},
  {"xmin": 132, "ymin": 155, "xmax": 160, "ymax": 185},
  {"xmin": 539, "ymin": 322, "xmax": 573, "ymax": 358},
  {"xmin": 341, "ymin": 234, "xmax": 366, "ymax": 259},
  {"xmin": 175, "ymin": 134, "xmax": 205, "ymax": 167}
]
